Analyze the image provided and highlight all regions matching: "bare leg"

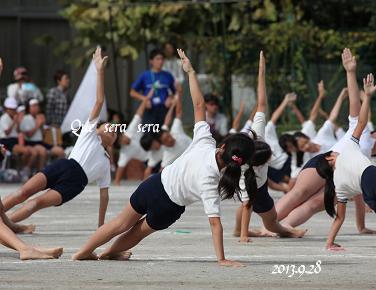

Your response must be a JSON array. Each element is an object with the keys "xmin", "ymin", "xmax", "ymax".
[
  {"xmin": 282, "ymin": 191, "xmax": 324, "ymax": 227},
  {"xmin": 72, "ymin": 202, "xmax": 142, "ymax": 260},
  {"xmin": 2, "ymin": 173, "xmax": 47, "ymax": 211},
  {"xmin": 50, "ymin": 146, "xmax": 65, "ymax": 159},
  {"xmin": 0, "ymin": 200, "xmax": 35, "ymax": 234},
  {"xmin": 99, "ymin": 217, "xmax": 155, "ymax": 260},
  {"xmin": 114, "ymin": 166, "xmax": 126, "ymax": 185},
  {"xmin": 275, "ymin": 168, "xmax": 325, "ymax": 221},
  {"xmin": 233, "ymin": 204, "xmax": 265, "ymax": 237},
  {"xmin": 354, "ymin": 194, "xmax": 376, "ymax": 234},
  {"xmin": 9, "ymin": 190, "xmax": 62, "ymax": 223},
  {"xmin": 35, "ymin": 145, "xmax": 47, "ymax": 171},
  {"xmin": 258, "ymin": 206, "xmax": 307, "ymax": 238},
  {"xmin": 0, "ymin": 218, "xmax": 59, "ymax": 260}
]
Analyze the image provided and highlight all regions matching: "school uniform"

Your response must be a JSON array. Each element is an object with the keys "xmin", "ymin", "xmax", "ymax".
[
  {"xmin": 130, "ymin": 121, "xmax": 221, "ymax": 230},
  {"xmin": 41, "ymin": 117, "xmax": 111, "ymax": 204},
  {"xmin": 303, "ymin": 116, "xmax": 375, "ymax": 171},
  {"xmin": 301, "ymin": 120, "xmax": 317, "ymax": 139},
  {"xmin": 20, "ymin": 114, "xmax": 52, "ymax": 149},
  {"xmin": 239, "ymin": 112, "xmax": 275, "ymax": 213},
  {"xmin": 117, "ymin": 114, "xmax": 148, "ymax": 167},
  {"xmin": 161, "ymin": 118, "xmax": 192, "ymax": 168},
  {"xmin": 334, "ymin": 136, "xmax": 376, "ymax": 211},
  {"xmin": 265, "ymin": 121, "xmax": 291, "ymax": 183},
  {"xmin": 0, "ymin": 113, "xmax": 19, "ymax": 151}
]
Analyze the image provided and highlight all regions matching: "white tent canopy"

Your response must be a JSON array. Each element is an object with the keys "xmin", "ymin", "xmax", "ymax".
[{"xmin": 61, "ymin": 61, "xmax": 107, "ymax": 133}]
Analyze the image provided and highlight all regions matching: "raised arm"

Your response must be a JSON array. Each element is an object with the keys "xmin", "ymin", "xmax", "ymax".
[
  {"xmin": 177, "ymin": 49, "xmax": 205, "ymax": 123},
  {"xmin": 89, "ymin": 46, "xmax": 108, "ymax": 121},
  {"xmin": 98, "ymin": 188, "xmax": 109, "ymax": 227},
  {"xmin": 353, "ymin": 73, "xmax": 375, "ymax": 139},
  {"xmin": 309, "ymin": 80, "xmax": 325, "ymax": 122},
  {"xmin": 328, "ymin": 88, "xmax": 348, "ymax": 123},
  {"xmin": 257, "ymin": 51, "xmax": 267, "ymax": 113},
  {"xmin": 231, "ymin": 100, "xmax": 245, "ymax": 131},
  {"xmin": 270, "ymin": 93, "xmax": 296, "ymax": 124},
  {"xmin": 175, "ymin": 93, "xmax": 183, "ymax": 119},
  {"xmin": 163, "ymin": 99, "xmax": 177, "ymax": 128},
  {"xmin": 342, "ymin": 48, "xmax": 361, "ymax": 117},
  {"xmin": 289, "ymin": 103, "xmax": 305, "ymax": 124},
  {"xmin": 0, "ymin": 57, "xmax": 3, "ymax": 78}
]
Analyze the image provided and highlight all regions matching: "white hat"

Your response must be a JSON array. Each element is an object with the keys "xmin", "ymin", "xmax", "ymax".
[
  {"xmin": 17, "ymin": 105, "xmax": 26, "ymax": 113},
  {"xmin": 4, "ymin": 98, "xmax": 18, "ymax": 110},
  {"xmin": 29, "ymin": 99, "xmax": 39, "ymax": 106}
]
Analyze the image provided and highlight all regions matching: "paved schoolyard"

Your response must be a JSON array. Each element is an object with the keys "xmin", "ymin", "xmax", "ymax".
[{"xmin": 0, "ymin": 182, "xmax": 375, "ymax": 290}]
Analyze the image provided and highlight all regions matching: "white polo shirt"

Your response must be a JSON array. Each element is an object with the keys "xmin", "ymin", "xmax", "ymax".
[
  {"xmin": 265, "ymin": 121, "xmax": 289, "ymax": 170},
  {"xmin": 334, "ymin": 137, "xmax": 372, "ymax": 203},
  {"xmin": 20, "ymin": 114, "xmax": 43, "ymax": 142},
  {"xmin": 69, "ymin": 117, "xmax": 111, "ymax": 188},
  {"xmin": 161, "ymin": 118, "xmax": 192, "ymax": 168},
  {"xmin": 0, "ymin": 113, "xmax": 18, "ymax": 138},
  {"xmin": 302, "ymin": 120, "xmax": 316, "ymax": 139},
  {"xmin": 310, "ymin": 120, "xmax": 337, "ymax": 157},
  {"xmin": 161, "ymin": 121, "xmax": 221, "ymax": 217}
]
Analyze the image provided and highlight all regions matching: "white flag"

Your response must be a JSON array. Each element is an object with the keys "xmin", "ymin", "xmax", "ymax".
[{"xmin": 61, "ymin": 61, "xmax": 107, "ymax": 133}]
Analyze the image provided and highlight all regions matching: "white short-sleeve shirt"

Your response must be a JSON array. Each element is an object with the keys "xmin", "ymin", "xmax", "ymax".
[
  {"xmin": 117, "ymin": 115, "xmax": 148, "ymax": 167},
  {"xmin": 334, "ymin": 137, "xmax": 372, "ymax": 203},
  {"xmin": 161, "ymin": 118, "xmax": 192, "ymax": 168},
  {"xmin": 301, "ymin": 120, "xmax": 316, "ymax": 139},
  {"xmin": 310, "ymin": 120, "xmax": 337, "ymax": 157},
  {"xmin": 265, "ymin": 121, "xmax": 289, "ymax": 170},
  {"xmin": 0, "ymin": 113, "xmax": 18, "ymax": 138},
  {"xmin": 161, "ymin": 121, "xmax": 221, "ymax": 217},
  {"xmin": 20, "ymin": 114, "xmax": 43, "ymax": 142},
  {"xmin": 69, "ymin": 117, "xmax": 111, "ymax": 188}
]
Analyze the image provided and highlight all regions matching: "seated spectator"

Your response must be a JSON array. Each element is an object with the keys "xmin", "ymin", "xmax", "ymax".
[
  {"xmin": 7, "ymin": 67, "xmax": 43, "ymax": 105},
  {"xmin": 204, "ymin": 93, "xmax": 228, "ymax": 142},
  {"xmin": 46, "ymin": 70, "xmax": 70, "ymax": 127},
  {"xmin": 20, "ymin": 99, "xmax": 64, "ymax": 171},
  {"xmin": 130, "ymin": 49, "xmax": 176, "ymax": 126},
  {"xmin": 0, "ymin": 98, "xmax": 36, "ymax": 180}
]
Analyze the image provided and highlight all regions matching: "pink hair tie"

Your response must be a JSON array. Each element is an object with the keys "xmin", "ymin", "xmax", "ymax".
[{"xmin": 232, "ymin": 155, "xmax": 243, "ymax": 165}]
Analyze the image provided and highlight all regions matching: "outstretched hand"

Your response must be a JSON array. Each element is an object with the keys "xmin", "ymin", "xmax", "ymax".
[
  {"xmin": 363, "ymin": 73, "xmax": 376, "ymax": 97},
  {"xmin": 284, "ymin": 92, "xmax": 297, "ymax": 103},
  {"xmin": 177, "ymin": 49, "xmax": 194, "ymax": 73},
  {"xmin": 93, "ymin": 46, "xmax": 108, "ymax": 72},
  {"xmin": 258, "ymin": 51, "xmax": 265, "ymax": 75},
  {"xmin": 339, "ymin": 88, "xmax": 348, "ymax": 100},
  {"xmin": 318, "ymin": 80, "xmax": 326, "ymax": 98},
  {"xmin": 342, "ymin": 48, "xmax": 356, "ymax": 72}
]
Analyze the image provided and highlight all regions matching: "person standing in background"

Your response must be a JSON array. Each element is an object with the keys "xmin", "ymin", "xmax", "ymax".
[
  {"xmin": 163, "ymin": 42, "xmax": 184, "ymax": 98},
  {"xmin": 130, "ymin": 49, "xmax": 176, "ymax": 126},
  {"xmin": 7, "ymin": 67, "xmax": 44, "ymax": 105},
  {"xmin": 204, "ymin": 93, "xmax": 228, "ymax": 143},
  {"xmin": 46, "ymin": 70, "xmax": 70, "ymax": 127}
]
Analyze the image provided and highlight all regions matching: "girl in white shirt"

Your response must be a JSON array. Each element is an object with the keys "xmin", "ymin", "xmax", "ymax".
[
  {"xmin": 236, "ymin": 51, "xmax": 307, "ymax": 243},
  {"xmin": 317, "ymin": 73, "xmax": 376, "ymax": 250},
  {"xmin": 2, "ymin": 47, "xmax": 116, "ymax": 228},
  {"xmin": 73, "ymin": 49, "xmax": 256, "ymax": 267},
  {"xmin": 272, "ymin": 49, "xmax": 376, "ymax": 236}
]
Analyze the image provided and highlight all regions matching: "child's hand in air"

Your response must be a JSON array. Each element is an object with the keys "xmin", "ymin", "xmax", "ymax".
[
  {"xmin": 93, "ymin": 46, "xmax": 108, "ymax": 72},
  {"xmin": 363, "ymin": 73, "xmax": 376, "ymax": 97},
  {"xmin": 177, "ymin": 49, "xmax": 194, "ymax": 73},
  {"xmin": 342, "ymin": 48, "xmax": 356, "ymax": 72}
]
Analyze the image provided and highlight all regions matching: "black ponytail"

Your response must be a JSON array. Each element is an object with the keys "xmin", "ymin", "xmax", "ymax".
[
  {"xmin": 316, "ymin": 151, "xmax": 336, "ymax": 218},
  {"xmin": 244, "ymin": 166, "xmax": 257, "ymax": 208},
  {"xmin": 218, "ymin": 133, "xmax": 255, "ymax": 205}
]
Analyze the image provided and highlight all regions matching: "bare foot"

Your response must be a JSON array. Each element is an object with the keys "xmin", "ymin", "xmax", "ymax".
[
  {"xmin": 19, "ymin": 247, "xmax": 55, "ymax": 260},
  {"xmin": 233, "ymin": 229, "xmax": 264, "ymax": 237},
  {"xmin": 258, "ymin": 228, "xmax": 277, "ymax": 237},
  {"xmin": 36, "ymin": 247, "xmax": 63, "ymax": 258},
  {"xmin": 99, "ymin": 251, "xmax": 132, "ymax": 261},
  {"xmin": 280, "ymin": 228, "xmax": 307, "ymax": 238},
  {"xmin": 72, "ymin": 251, "xmax": 98, "ymax": 261},
  {"xmin": 13, "ymin": 223, "xmax": 36, "ymax": 234}
]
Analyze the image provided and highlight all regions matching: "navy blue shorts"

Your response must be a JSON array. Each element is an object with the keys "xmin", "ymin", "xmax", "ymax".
[
  {"xmin": 41, "ymin": 158, "xmax": 88, "ymax": 205},
  {"xmin": 0, "ymin": 138, "xmax": 18, "ymax": 152},
  {"xmin": 361, "ymin": 165, "xmax": 376, "ymax": 212},
  {"xmin": 302, "ymin": 154, "xmax": 324, "ymax": 170},
  {"xmin": 268, "ymin": 156, "xmax": 292, "ymax": 183},
  {"xmin": 253, "ymin": 182, "xmax": 275, "ymax": 214},
  {"xmin": 26, "ymin": 140, "xmax": 53, "ymax": 150},
  {"xmin": 130, "ymin": 173, "xmax": 185, "ymax": 230}
]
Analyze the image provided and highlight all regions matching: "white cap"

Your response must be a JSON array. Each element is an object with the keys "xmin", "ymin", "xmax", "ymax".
[
  {"xmin": 17, "ymin": 105, "xmax": 26, "ymax": 113},
  {"xmin": 29, "ymin": 99, "xmax": 39, "ymax": 106},
  {"xmin": 4, "ymin": 98, "xmax": 18, "ymax": 110}
]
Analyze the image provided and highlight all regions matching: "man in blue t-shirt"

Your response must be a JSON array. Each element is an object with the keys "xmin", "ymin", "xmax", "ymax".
[{"xmin": 130, "ymin": 49, "xmax": 175, "ymax": 126}]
